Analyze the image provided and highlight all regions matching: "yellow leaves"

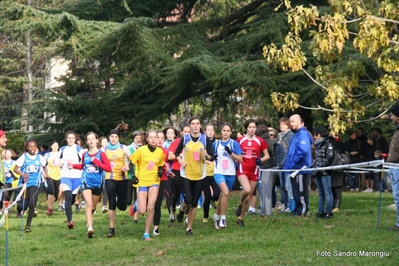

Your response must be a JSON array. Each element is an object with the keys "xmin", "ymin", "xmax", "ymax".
[
  {"xmin": 270, "ymin": 92, "xmax": 299, "ymax": 112},
  {"xmin": 263, "ymin": 33, "xmax": 306, "ymax": 72},
  {"xmin": 379, "ymin": 75, "xmax": 399, "ymax": 101}
]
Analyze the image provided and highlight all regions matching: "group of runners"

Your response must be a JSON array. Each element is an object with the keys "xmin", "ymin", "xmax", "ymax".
[{"xmin": 1, "ymin": 116, "xmax": 274, "ymax": 240}]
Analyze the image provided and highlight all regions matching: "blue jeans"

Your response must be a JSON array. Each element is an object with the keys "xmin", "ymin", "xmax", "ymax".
[
  {"xmin": 284, "ymin": 173, "xmax": 293, "ymax": 201},
  {"xmin": 278, "ymin": 171, "xmax": 288, "ymax": 207},
  {"xmin": 347, "ymin": 173, "xmax": 359, "ymax": 190},
  {"xmin": 389, "ymin": 169, "xmax": 399, "ymax": 226},
  {"xmin": 315, "ymin": 175, "xmax": 333, "ymax": 213}
]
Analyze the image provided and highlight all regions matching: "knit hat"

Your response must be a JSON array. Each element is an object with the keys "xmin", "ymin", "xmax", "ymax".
[
  {"xmin": 391, "ymin": 104, "xmax": 399, "ymax": 117},
  {"xmin": 0, "ymin": 129, "xmax": 5, "ymax": 138},
  {"xmin": 109, "ymin": 129, "xmax": 120, "ymax": 137}
]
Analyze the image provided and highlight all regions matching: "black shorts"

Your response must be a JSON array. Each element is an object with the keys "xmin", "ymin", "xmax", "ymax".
[{"xmin": 81, "ymin": 183, "xmax": 102, "ymax": 196}]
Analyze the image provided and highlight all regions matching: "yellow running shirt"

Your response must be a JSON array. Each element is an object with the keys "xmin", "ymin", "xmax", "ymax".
[
  {"xmin": 129, "ymin": 145, "xmax": 164, "ymax": 187},
  {"xmin": 181, "ymin": 134, "xmax": 207, "ymax": 181}
]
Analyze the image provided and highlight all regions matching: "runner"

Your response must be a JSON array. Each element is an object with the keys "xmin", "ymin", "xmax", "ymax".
[
  {"xmin": 70, "ymin": 132, "xmax": 111, "ymax": 238},
  {"xmin": 130, "ymin": 129, "xmax": 164, "ymax": 240},
  {"xmin": 13, "ymin": 140, "xmax": 49, "ymax": 232},
  {"xmin": 212, "ymin": 123, "xmax": 242, "ymax": 229},
  {"xmin": 58, "ymin": 131, "xmax": 84, "ymax": 230},
  {"xmin": 202, "ymin": 123, "xmax": 220, "ymax": 223},
  {"xmin": 235, "ymin": 119, "xmax": 270, "ymax": 226},
  {"xmin": 104, "ymin": 129, "xmax": 131, "ymax": 237},
  {"xmin": 174, "ymin": 116, "xmax": 215, "ymax": 236},
  {"xmin": 168, "ymin": 125, "xmax": 190, "ymax": 224},
  {"xmin": 44, "ymin": 141, "xmax": 62, "ymax": 216}
]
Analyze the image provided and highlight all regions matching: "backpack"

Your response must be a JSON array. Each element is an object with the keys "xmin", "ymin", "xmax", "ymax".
[{"xmin": 330, "ymin": 150, "xmax": 350, "ymax": 172}]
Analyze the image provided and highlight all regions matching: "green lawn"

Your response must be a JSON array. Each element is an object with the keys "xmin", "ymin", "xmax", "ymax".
[{"xmin": 1, "ymin": 189, "xmax": 398, "ymax": 265}]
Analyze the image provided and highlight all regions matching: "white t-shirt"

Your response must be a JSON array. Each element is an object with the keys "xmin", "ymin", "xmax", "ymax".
[{"xmin": 58, "ymin": 145, "xmax": 84, "ymax": 179}]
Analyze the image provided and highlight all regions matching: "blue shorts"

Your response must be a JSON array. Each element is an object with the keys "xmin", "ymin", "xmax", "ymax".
[
  {"xmin": 138, "ymin": 184, "xmax": 159, "ymax": 192},
  {"xmin": 61, "ymin": 177, "xmax": 81, "ymax": 194},
  {"xmin": 214, "ymin": 174, "xmax": 235, "ymax": 191}
]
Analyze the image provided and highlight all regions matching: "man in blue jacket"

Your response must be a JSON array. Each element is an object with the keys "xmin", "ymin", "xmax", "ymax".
[{"xmin": 283, "ymin": 114, "xmax": 313, "ymax": 216}]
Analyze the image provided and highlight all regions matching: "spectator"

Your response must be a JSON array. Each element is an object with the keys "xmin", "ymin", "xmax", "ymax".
[
  {"xmin": 283, "ymin": 114, "xmax": 313, "ymax": 217},
  {"xmin": 386, "ymin": 104, "xmax": 399, "ymax": 231},
  {"xmin": 345, "ymin": 131, "xmax": 363, "ymax": 192}
]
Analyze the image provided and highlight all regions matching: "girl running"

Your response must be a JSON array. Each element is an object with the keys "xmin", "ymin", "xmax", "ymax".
[
  {"xmin": 202, "ymin": 124, "xmax": 220, "ymax": 223},
  {"xmin": 235, "ymin": 119, "xmax": 270, "ymax": 226},
  {"xmin": 2, "ymin": 150, "xmax": 16, "ymax": 206},
  {"xmin": 58, "ymin": 131, "xmax": 85, "ymax": 230},
  {"xmin": 99, "ymin": 136, "xmax": 109, "ymax": 213},
  {"xmin": 13, "ymin": 140, "xmax": 49, "ymax": 232},
  {"xmin": 104, "ymin": 129, "xmax": 131, "ymax": 237},
  {"xmin": 212, "ymin": 123, "xmax": 242, "ymax": 228},
  {"xmin": 44, "ymin": 141, "xmax": 62, "ymax": 216},
  {"xmin": 71, "ymin": 132, "xmax": 111, "ymax": 238},
  {"xmin": 168, "ymin": 125, "xmax": 190, "ymax": 224},
  {"xmin": 174, "ymin": 116, "xmax": 214, "ymax": 236},
  {"xmin": 130, "ymin": 130, "xmax": 164, "ymax": 240}
]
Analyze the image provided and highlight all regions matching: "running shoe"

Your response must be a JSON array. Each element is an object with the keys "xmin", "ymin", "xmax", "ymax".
[
  {"xmin": 235, "ymin": 203, "xmax": 242, "ymax": 216},
  {"xmin": 184, "ymin": 216, "xmax": 188, "ymax": 225},
  {"xmin": 143, "ymin": 233, "xmax": 152, "ymax": 241},
  {"xmin": 68, "ymin": 221, "xmax": 75, "ymax": 229},
  {"xmin": 219, "ymin": 219, "xmax": 227, "ymax": 229},
  {"xmin": 25, "ymin": 227, "xmax": 31, "ymax": 233},
  {"xmin": 58, "ymin": 205, "xmax": 63, "ymax": 211},
  {"xmin": 203, "ymin": 218, "xmax": 209, "ymax": 223},
  {"xmin": 186, "ymin": 228, "xmax": 194, "ymax": 236},
  {"xmin": 170, "ymin": 207, "xmax": 176, "ymax": 222},
  {"xmin": 80, "ymin": 201, "xmax": 86, "ymax": 208},
  {"xmin": 153, "ymin": 228, "xmax": 160, "ymax": 236},
  {"xmin": 102, "ymin": 205, "xmax": 108, "ymax": 213},
  {"xmin": 34, "ymin": 209, "xmax": 38, "ymax": 217},
  {"xmin": 213, "ymin": 214, "xmax": 220, "ymax": 229},
  {"xmin": 236, "ymin": 218, "xmax": 245, "ymax": 227},
  {"xmin": 16, "ymin": 212, "xmax": 21, "ymax": 218},
  {"xmin": 87, "ymin": 227, "xmax": 94, "ymax": 238},
  {"xmin": 107, "ymin": 229, "xmax": 115, "ymax": 238},
  {"xmin": 75, "ymin": 204, "xmax": 80, "ymax": 213},
  {"xmin": 133, "ymin": 220, "xmax": 138, "ymax": 224},
  {"xmin": 176, "ymin": 209, "xmax": 185, "ymax": 223},
  {"xmin": 211, "ymin": 200, "xmax": 218, "ymax": 209},
  {"xmin": 46, "ymin": 208, "xmax": 53, "ymax": 216}
]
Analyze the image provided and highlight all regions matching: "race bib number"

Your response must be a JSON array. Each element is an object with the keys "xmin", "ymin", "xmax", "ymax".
[
  {"xmin": 222, "ymin": 159, "xmax": 229, "ymax": 170},
  {"xmin": 147, "ymin": 161, "xmax": 155, "ymax": 170},
  {"xmin": 193, "ymin": 151, "xmax": 200, "ymax": 162}
]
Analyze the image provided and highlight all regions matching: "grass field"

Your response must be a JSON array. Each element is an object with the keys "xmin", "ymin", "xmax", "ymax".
[{"xmin": 1, "ymin": 189, "xmax": 399, "ymax": 265}]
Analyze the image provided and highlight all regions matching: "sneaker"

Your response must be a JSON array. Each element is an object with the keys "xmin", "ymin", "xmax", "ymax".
[
  {"xmin": 350, "ymin": 189, "xmax": 354, "ymax": 193},
  {"xmin": 355, "ymin": 188, "xmax": 359, "ymax": 192},
  {"xmin": 213, "ymin": 214, "xmax": 220, "ymax": 229},
  {"xmin": 169, "ymin": 211, "xmax": 176, "ymax": 223},
  {"xmin": 203, "ymin": 218, "xmax": 209, "ymax": 223},
  {"xmin": 324, "ymin": 212, "xmax": 333, "ymax": 219},
  {"xmin": 281, "ymin": 207, "xmax": 291, "ymax": 213},
  {"xmin": 184, "ymin": 216, "xmax": 188, "ymax": 225},
  {"xmin": 236, "ymin": 218, "xmax": 245, "ymax": 227},
  {"xmin": 186, "ymin": 228, "xmax": 194, "ymax": 236},
  {"xmin": 34, "ymin": 209, "xmax": 38, "ymax": 217},
  {"xmin": 87, "ymin": 228, "xmax": 94, "ymax": 238},
  {"xmin": 219, "ymin": 219, "xmax": 226, "ymax": 229},
  {"xmin": 68, "ymin": 221, "xmax": 74, "ymax": 229},
  {"xmin": 58, "ymin": 205, "xmax": 63, "ymax": 211},
  {"xmin": 317, "ymin": 212, "xmax": 326, "ymax": 218},
  {"xmin": 332, "ymin": 208, "xmax": 339, "ymax": 213},
  {"xmin": 102, "ymin": 206, "xmax": 108, "ymax": 213},
  {"xmin": 17, "ymin": 212, "xmax": 21, "ymax": 218},
  {"xmin": 46, "ymin": 208, "xmax": 53, "ymax": 216},
  {"xmin": 235, "ymin": 203, "xmax": 242, "ymax": 216},
  {"xmin": 384, "ymin": 189, "xmax": 389, "ymax": 193},
  {"xmin": 75, "ymin": 204, "xmax": 80, "ymax": 213},
  {"xmin": 211, "ymin": 200, "xmax": 218, "ymax": 209},
  {"xmin": 143, "ymin": 233, "xmax": 152, "ymax": 241},
  {"xmin": 153, "ymin": 228, "xmax": 160, "ymax": 236},
  {"xmin": 80, "ymin": 201, "xmax": 86, "ymax": 208},
  {"xmin": 245, "ymin": 210, "xmax": 256, "ymax": 215},
  {"xmin": 25, "ymin": 227, "xmax": 31, "ymax": 233},
  {"xmin": 107, "ymin": 229, "xmax": 115, "ymax": 238},
  {"xmin": 176, "ymin": 209, "xmax": 185, "ymax": 223}
]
